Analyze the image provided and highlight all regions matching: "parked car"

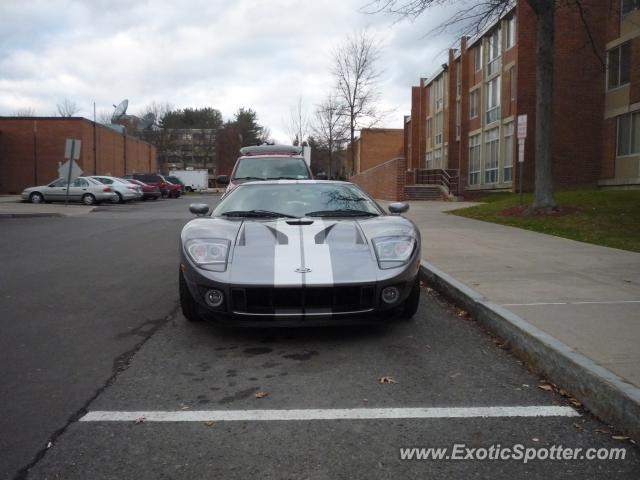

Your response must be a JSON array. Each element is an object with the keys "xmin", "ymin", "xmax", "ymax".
[
  {"xmin": 223, "ymin": 144, "xmax": 313, "ymax": 198},
  {"xmin": 89, "ymin": 176, "xmax": 141, "ymax": 203},
  {"xmin": 126, "ymin": 178, "xmax": 161, "ymax": 201},
  {"xmin": 164, "ymin": 175, "xmax": 186, "ymax": 194},
  {"xmin": 123, "ymin": 174, "xmax": 170, "ymax": 198},
  {"xmin": 158, "ymin": 175, "xmax": 182, "ymax": 198},
  {"xmin": 179, "ymin": 180, "xmax": 421, "ymax": 326},
  {"xmin": 21, "ymin": 177, "xmax": 118, "ymax": 205}
]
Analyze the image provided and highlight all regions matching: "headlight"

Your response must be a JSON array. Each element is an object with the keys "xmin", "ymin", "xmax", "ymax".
[
  {"xmin": 184, "ymin": 238, "xmax": 230, "ymax": 272},
  {"xmin": 372, "ymin": 236, "xmax": 415, "ymax": 270}
]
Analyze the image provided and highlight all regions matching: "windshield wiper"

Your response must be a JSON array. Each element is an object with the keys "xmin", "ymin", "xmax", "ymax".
[
  {"xmin": 233, "ymin": 176, "xmax": 266, "ymax": 181},
  {"xmin": 221, "ymin": 210, "xmax": 298, "ymax": 219},
  {"xmin": 305, "ymin": 209, "xmax": 379, "ymax": 217},
  {"xmin": 264, "ymin": 176, "xmax": 305, "ymax": 180}
]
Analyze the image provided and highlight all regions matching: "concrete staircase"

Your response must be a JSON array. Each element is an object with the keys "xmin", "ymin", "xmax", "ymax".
[{"xmin": 404, "ymin": 185, "xmax": 444, "ymax": 201}]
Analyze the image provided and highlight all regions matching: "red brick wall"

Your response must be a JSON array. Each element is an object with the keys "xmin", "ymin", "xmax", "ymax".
[
  {"xmin": 601, "ymin": 117, "xmax": 617, "ymax": 179},
  {"xmin": 357, "ymin": 129, "xmax": 404, "ymax": 172},
  {"xmin": 350, "ymin": 157, "xmax": 407, "ymax": 201},
  {"xmin": 0, "ymin": 118, "xmax": 156, "ymax": 194}
]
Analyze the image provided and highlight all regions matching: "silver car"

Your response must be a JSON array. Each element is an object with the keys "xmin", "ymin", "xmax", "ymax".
[
  {"xmin": 21, "ymin": 177, "xmax": 118, "ymax": 205},
  {"xmin": 89, "ymin": 176, "xmax": 142, "ymax": 203},
  {"xmin": 179, "ymin": 180, "xmax": 421, "ymax": 326}
]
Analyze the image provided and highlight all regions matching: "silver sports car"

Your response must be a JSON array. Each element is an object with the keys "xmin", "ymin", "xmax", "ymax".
[{"xmin": 179, "ymin": 180, "xmax": 421, "ymax": 326}]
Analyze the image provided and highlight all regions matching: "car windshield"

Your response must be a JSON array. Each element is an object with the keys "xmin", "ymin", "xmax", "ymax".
[
  {"xmin": 233, "ymin": 157, "xmax": 310, "ymax": 180},
  {"xmin": 212, "ymin": 183, "xmax": 382, "ymax": 218}
]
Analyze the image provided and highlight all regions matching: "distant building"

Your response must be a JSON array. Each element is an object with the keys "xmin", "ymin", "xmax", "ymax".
[
  {"xmin": 141, "ymin": 128, "xmax": 218, "ymax": 175},
  {"xmin": 0, "ymin": 117, "xmax": 157, "ymax": 194}
]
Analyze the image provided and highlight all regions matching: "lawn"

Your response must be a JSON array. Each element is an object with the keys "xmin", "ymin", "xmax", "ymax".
[{"xmin": 448, "ymin": 190, "xmax": 640, "ymax": 252}]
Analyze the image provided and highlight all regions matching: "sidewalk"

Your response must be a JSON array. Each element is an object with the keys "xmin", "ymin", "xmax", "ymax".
[
  {"xmin": 380, "ymin": 202, "xmax": 640, "ymax": 436},
  {"xmin": 0, "ymin": 196, "xmax": 95, "ymax": 217}
]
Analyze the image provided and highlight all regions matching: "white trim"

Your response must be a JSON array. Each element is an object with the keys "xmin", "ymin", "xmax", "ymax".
[{"xmin": 81, "ymin": 406, "xmax": 579, "ymax": 422}]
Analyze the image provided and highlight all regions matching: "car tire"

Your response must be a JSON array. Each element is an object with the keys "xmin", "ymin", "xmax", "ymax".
[
  {"xmin": 29, "ymin": 192, "xmax": 44, "ymax": 204},
  {"xmin": 113, "ymin": 192, "xmax": 124, "ymax": 204},
  {"xmin": 186, "ymin": 187, "xmax": 193, "ymax": 193},
  {"xmin": 400, "ymin": 276, "xmax": 420, "ymax": 320},
  {"xmin": 151, "ymin": 196, "xmax": 158, "ymax": 201},
  {"xmin": 82, "ymin": 193, "xmax": 97, "ymax": 206},
  {"xmin": 179, "ymin": 269, "xmax": 202, "ymax": 322}
]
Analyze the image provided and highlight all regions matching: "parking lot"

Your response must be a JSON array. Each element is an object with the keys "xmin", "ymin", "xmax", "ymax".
[{"xmin": 1, "ymin": 196, "xmax": 638, "ymax": 479}]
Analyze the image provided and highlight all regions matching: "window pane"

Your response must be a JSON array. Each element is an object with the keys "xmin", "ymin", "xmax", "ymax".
[
  {"xmin": 617, "ymin": 114, "xmax": 631, "ymax": 156},
  {"xmin": 620, "ymin": 43, "xmax": 631, "ymax": 85},
  {"xmin": 632, "ymin": 112, "xmax": 640, "ymax": 155},
  {"xmin": 608, "ymin": 48, "xmax": 619, "ymax": 89}
]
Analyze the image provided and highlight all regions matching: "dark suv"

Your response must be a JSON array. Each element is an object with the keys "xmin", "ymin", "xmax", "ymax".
[{"xmin": 224, "ymin": 144, "xmax": 313, "ymax": 197}]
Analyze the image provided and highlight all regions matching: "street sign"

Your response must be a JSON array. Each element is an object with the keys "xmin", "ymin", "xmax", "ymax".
[
  {"xmin": 64, "ymin": 139, "xmax": 81, "ymax": 161},
  {"xmin": 58, "ymin": 159, "xmax": 83, "ymax": 182},
  {"xmin": 517, "ymin": 115, "xmax": 527, "ymax": 140}
]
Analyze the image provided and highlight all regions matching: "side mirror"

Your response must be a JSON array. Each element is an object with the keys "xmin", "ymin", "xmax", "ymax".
[
  {"xmin": 388, "ymin": 202, "xmax": 409, "ymax": 214},
  {"xmin": 216, "ymin": 175, "xmax": 229, "ymax": 186},
  {"xmin": 189, "ymin": 203, "xmax": 210, "ymax": 216}
]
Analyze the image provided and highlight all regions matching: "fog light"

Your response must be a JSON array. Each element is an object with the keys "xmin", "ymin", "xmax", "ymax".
[
  {"xmin": 381, "ymin": 286, "xmax": 400, "ymax": 304},
  {"xmin": 205, "ymin": 289, "xmax": 224, "ymax": 308}
]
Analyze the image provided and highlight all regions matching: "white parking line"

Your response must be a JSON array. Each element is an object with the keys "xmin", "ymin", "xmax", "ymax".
[
  {"xmin": 81, "ymin": 406, "xmax": 578, "ymax": 422},
  {"xmin": 502, "ymin": 300, "xmax": 640, "ymax": 306}
]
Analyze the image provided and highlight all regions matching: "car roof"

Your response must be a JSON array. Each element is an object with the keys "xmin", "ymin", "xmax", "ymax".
[
  {"xmin": 239, "ymin": 145, "xmax": 302, "ymax": 156},
  {"xmin": 236, "ymin": 179, "xmax": 352, "ymax": 187}
]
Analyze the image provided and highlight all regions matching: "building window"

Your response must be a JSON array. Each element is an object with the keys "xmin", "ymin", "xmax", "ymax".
[
  {"xmin": 425, "ymin": 151, "xmax": 433, "ymax": 169},
  {"xmin": 503, "ymin": 122, "xmax": 514, "ymax": 182},
  {"xmin": 474, "ymin": 45, "xmax": 482, "ymax": 72},
  {"xmin": 510, "ymin": 67, "xmax": 517, "ymax": 101},
  {"xmin": 486, "ymin": 77, "xmax": 501, "ymax": 124},
  {"xmin": 485, "ymin": 128, "xmax": 499, "ymax": 184},
  {"xmin": 426, "ymin": 118, "xmax": 432, "ymax": 147},
  {"xmin": 608, "ymin": 42, "xmax": 631, "ymax": 90},
  {"xmin": 456, "ymin": 61, "xmax": 462, "ymax": 97},
  {"xmin": 469, "ymin": 134, "xmax": 481, "ymax": 185},
  {"xmin": 456, "ymin": 100, "xmax": 461, "ymax": 139},
  {"xmin": 506, "ymin": 16, "xmax": 516, "ymax": 49},
  {"xmin": 434, "ymin": 76, "xmax": 444, "ymax": 111},
  {"xmin": 470, "ymin": 90, "xmax": 479, "ymax": 119},
  {"xmin": 434, "ymin": 148, "xmax": 443, "ymax": 169},
  {"xmin": 487, "ymin": 29, "xmax": 501, "ymax": 76},
  {"xmin": 622, "ymin": 0, "xmax": 640, "ymax": 15},
  {"xmin": 435, "ymin": 112, "xmax": 443, "ymax": 145},
  {"xmin": 617, "ymin": 111, "xmax": 640, "ymax": 156}
]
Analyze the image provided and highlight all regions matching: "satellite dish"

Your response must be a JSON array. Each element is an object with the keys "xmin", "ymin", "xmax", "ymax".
[
  {"xmin": 111, "ymin": 99, "xmax": 129, "ymax": 122},
  {"xmin": 137, "ymin": 112, "xmax": 156, "ymax": 130}
]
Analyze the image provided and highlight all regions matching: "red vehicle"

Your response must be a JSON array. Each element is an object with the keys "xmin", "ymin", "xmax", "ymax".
[
  {"xmin": 158, "ymin": 175, "xmax": 182, "ymax": 198},
  {"xmin": 223, "ymin": 144, "xmax": 312, "ymax": 198},
  {"xmin": 126, "ymin": 178, "xmax": 161, "ymax": 200}
]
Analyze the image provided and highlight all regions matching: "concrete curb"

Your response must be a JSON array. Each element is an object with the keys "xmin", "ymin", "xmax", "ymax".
[
  {"xmin": 0, "ymin": 213, "xmax": 64, "ymax": 218},
  {"xmin": 420, "ymin": 260, "xmax": 640, "ymax": 441}
]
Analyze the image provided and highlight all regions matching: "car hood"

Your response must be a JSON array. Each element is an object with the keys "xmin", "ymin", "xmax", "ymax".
[{"xmin": 181, "ymin": 215, "xmax": 418, "ymax": 286}]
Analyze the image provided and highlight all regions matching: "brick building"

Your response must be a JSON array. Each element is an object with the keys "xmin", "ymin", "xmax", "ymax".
[
  {"xmin": 385, "ymin": 0, "xmax": 640, "ymax": 200},
  {"xmin": 348, "ymin": 128, "xmax": 404, "ymax": 174},
  {"xmin": 0, "ymin": 117, "xmax": 157, "ymax": 194}
]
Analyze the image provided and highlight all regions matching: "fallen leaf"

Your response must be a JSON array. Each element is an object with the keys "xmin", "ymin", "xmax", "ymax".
[
  {"xmin": 255, "ymin": 391, "xmax": 269, "ymax": 399},
  {"xmin": 538, "ymin": 384, "xmax": 554, "ymax": 392},
  {"xmin": 573, "ymin": 423, "xmax": 584, "ymax": 431},
  {"xmin": 46, "ymin": 441, "xmax": 53, "ymax": 449},
  {"xmin": 457, "ymin": 310, "xmax": 468, "ymax": 317},
  {"xmin": 205, "ymin": 421, "xmax": 215, "ymax": 427},
  {"xmin": 569, "ymin": 398, "xmax": 582, "ymax": 407},
  {"xmin": 379, "ymin": 376, "xmax": 397, "ymax": 384},
  {"xmin": 593, "ymin": 429, "xmax": 610, "ymax": 434},
  {"xmin": 134, "ymin": 416, "xmax": 146, "ymax": 424},
  {"xmin": 181, "ymin": 406, "xmax": 190, "ymax": 410},
  {"xmin": 612, "ymin": 436, "xmax": 629, "ymax": 441},
  {"xmin": 450, "ymin": 372, "xmax": 461, "ymax": 378},
  {"xmin": 532, "ymin": 438, "xmax": 539, "ymax": 442}
]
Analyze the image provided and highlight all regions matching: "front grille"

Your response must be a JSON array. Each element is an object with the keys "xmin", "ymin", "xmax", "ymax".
[{"xmin": 231, "ymin": 286, "xmax": 376, "ymax": 315}]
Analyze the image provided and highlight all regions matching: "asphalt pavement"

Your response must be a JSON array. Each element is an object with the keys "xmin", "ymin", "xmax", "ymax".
[{"xmin": 1, "ymin": 197, "xmax": 638, "ymax": 479}]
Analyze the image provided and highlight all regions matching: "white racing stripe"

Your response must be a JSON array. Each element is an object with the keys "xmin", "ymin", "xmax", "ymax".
[
  {"xmin": 80, "ymin": 406, "xmax": 578, "ymax": 422},
  {"xmin": 301, "ymin": 219, "xmax": 334, "ymax": 286},
  {"xmin": 273, "ymin": 219, "xmax": 303, "ymax": 286}
]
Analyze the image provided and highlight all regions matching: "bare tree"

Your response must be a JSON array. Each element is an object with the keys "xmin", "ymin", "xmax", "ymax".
[
  {"xmin": 96, "ymin": 110, "xmax": 113, "ymax": 124},
  {"xmin": 12, "ymin": 107, "xmax": 36, "ymax": 116},
  {"xmin": 56, "ymin": 98, "xmax": 80, "ymax": 117},
  {"xmin": 285, "ymin": 97, "xmax": 310, "ymax": 145},
  {"xmin": 332, "ymin": 30, "xmax": 385, "ymax": 176},
  {"xmin": 138, "ymin": 100, "xmax": 174, "ymax": 126},
  {"xmin": 312, "ymin": 94, "xmax": 349, "ymax": 178},
  {"xmin": 367, "ymin": 0, "xmax": 605, "ymax": 210}
]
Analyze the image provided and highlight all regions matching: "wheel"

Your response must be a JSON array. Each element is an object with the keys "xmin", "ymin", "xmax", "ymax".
[
  {"xmin": 151, "ymin": 196, "xmax": 158, "ymax": 201},
  {"xmin": 82, "ymin": 193, "xmax": 97, "ymax": 205},
  {"xmin": 179, "ymin": 269, "xmax": 202, "ymax": 322},
  {"xmin": 112, "ymin": 192, "xmax": 124, "ymax": 204},
  {"xmin": 186, "ymin": 187, "xmax": 193, "ymax": 193},
  {"xmin": 400, "ymin": 276, "xmax": 420, "ymax": 320},
  {"xmin": 29, "ymin": 192, "xmax": 44, "ymax": 204}
]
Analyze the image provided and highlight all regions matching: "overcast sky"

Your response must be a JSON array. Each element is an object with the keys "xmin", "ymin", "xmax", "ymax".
[{"xmin": 0, "ymin": 0, "xmax": 458, "ymax": 142}]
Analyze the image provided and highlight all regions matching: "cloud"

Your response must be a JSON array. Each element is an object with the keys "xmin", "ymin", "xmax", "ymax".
[{"xmin": 0, "ymin": 0, "xmax": 458, "ymax": 141}]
